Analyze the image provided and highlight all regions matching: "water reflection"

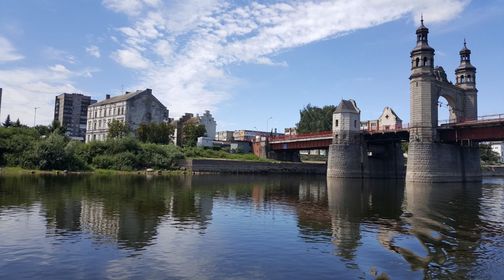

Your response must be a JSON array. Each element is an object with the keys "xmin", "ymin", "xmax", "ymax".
[{"xmin": 0, "ymin": 175, "xmax": 502, "ymax": 279}]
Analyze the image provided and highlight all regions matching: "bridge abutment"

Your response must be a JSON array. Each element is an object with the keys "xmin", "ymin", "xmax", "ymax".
[{"xmin": 406, "ymin": 142, "xmax": 481, "ymax": 182}]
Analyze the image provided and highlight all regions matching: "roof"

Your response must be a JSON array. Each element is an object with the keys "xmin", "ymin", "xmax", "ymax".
[
  {"xmin": 334, "ymin": 99, "xmax": 360, "ymax": 113},
  {"xmin": 380, "ymin": 107, "xmax": 402, "ymax": 121},
  {"xmin": 89, "ymin": 89, "xmax": 150, "ymax": 107}
]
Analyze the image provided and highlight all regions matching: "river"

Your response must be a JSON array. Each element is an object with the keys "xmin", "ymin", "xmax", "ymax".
[{"xmin": 0, "ymin": 175, "xmax": 503, "ymax": 279}]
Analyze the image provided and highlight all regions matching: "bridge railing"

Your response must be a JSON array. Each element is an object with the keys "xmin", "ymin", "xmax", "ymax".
[
  {"xmin": 269, "ymin": 130, "xmax": 333, "ymax": 142},
  {"xmin": 361, "ymin": 123, "xmax": 409, "ymax": 132},
  {"xmin": 439, "ymin": 114, "xmax": 504, "ymax": 126}
]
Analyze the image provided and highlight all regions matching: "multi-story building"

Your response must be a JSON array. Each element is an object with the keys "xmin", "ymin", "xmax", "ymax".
[
  {"xmin": 173, "ymin": 111, "xmax": 217, "ymax": 146},
  {"xmin": 233, "ymin": 130, "xmax": 283, "ymax": 141},
  {"xmin": 361, "ymin": 107, "xmax": 402, "ymax": 131},
  {"xmin": 54, "ymin": 93, "xmax": 96, "ymax": 140},
  {"xmin": 197, "ymin": 110, "xmax": 216, "ymax": 140},
  {"xmin": 85, "ymin": 89, "xmax": 168, "ymax": 143},
  {"xmin": 215, "ymin": 131, "xmax": 234, "ymax": 142}
]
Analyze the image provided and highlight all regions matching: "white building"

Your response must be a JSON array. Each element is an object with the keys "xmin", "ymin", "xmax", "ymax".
[
  {"xmin": 197, "ymin": 110, "xmax": 216, "ymax": 140},
  {"xmin": 86, "ymin": 89, "xmax": 168, "ymax": 142},
  {"xmin": 491, "ymin": 143, "xmax": 504, "ymax": 163}
]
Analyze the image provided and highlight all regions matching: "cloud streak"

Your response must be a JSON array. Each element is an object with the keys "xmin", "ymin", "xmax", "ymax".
[
  {"xmin": 0, "ymin": 35, "xmax": 24, "ymax": 62},
  {"xmin": 105, "ymin": 0, "xmax": 470, "ymax": 118}
]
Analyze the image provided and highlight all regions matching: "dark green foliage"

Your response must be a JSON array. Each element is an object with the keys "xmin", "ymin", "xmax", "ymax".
[
  {"xmin": 21, "ymin": 134, "xmax": 88, "ymax": 171},
  {"xmin": 0, "ymin": 127, "xmax": 39, "ymax": 166},
  {"xmin": 296, "ymin": 104, "xmax": 336, "ymax": 133},
  {"xmin": 182, "ymin": 123, "xmax": 206, "ymax": 147},
  {"xmin": 3, "ymin": 115, "xmax": 12, "ymax": 127},
  {"xmin": 137, "ymin": 122, "xmax": 175, "ymax": 144},
  {"xmin": 13, "ymin": 119, "xmax": 21, "ymax": 127},
  {"xmin": 108, "ymin": 119, "xmax": 129, "ymax": 139},
  {"xmin": 480, "ymin": 144, "xmax": 500, "ymax": 164},
  {"xmin": 140, "ymin": 143, "xmax": 184, "ymax": 169},
  {"xmin": 182, "ymin": 147, "xmax": 264, "ymax": 161},
  {"xmin": 34, "ymin": 125, "xmax": 51, "ymax": 137},
  {"xmin": 50, "ymin": 120, "xmax": 66, "ymax": 135}
]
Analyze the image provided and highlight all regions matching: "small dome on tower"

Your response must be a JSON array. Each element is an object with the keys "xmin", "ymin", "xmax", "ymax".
[
  {"xmin": 460, "ymin": 39, "xmax": 471, "ymax": 56},
  {"xmin": 416, "ymin": 15, "xmax": 428, "ymax": 34}
]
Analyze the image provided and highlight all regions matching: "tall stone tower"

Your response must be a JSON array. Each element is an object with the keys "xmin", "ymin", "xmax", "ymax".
[
  {"xmin": 406, "ymin": 19, "xmax": 481, "ymax": 182},
  {"xmin": 409, "ymin": 17, "xmax": 437, "ymax": 142},
  {"xmin": 327, "ymin": 99, "xmax": 365, "ymax": 178},
  {"xmin": 456, "ymin": 40, "xmax": 478, "ymax": 121}
]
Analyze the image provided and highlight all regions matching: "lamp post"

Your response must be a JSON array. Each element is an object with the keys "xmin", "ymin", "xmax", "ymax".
[
  {"xmin": 33, "ymin": 107, "xmax": 39, "ymax": 127},
  {"xmin": 266, "ymin": 117, "xmax": 272, "ymax": 133}
]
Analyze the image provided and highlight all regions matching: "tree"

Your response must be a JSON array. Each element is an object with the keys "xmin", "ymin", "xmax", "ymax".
[
  {"xmin": 3, "ymin": 115, "xmax": 12, "ymax": 127},
  {"xmin": 480, "ymin": 144, "xmax": 500, "ymax": 165},
  {"xmin": 182, "ymin": 123, "xmax": 206, "ymax": 147},
  {"xmin": 136, "ymin": 122, "xmax": 175, "ymax": 144},
  {"xmin": 108, "ymin": 119, "xmax": 129, "ymax": 139},
  {"xmin": 13, "ymin": 119, "xmax": 21, "ymax": 127},
  {"xmin": 50, "ymin": 120, "xmax": 66, "ymax": 135},
  {"xmin": 296, "ymin": 104, "xmax": 336, "ymax": 133}
]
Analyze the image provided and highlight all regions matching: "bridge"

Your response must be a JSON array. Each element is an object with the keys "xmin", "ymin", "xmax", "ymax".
[
  {"xmin": 268, "ymin": 114, "xmax": 504, "ymax": 151},
  {"xmin": 255, "ymin": 21, "xmax": 503, "ymax": 182}
]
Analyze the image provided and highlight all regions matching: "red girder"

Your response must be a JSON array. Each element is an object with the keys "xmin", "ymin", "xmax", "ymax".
[{"xmin": 268, "ymin": 116, "xmax": 504, "ymax": 151}]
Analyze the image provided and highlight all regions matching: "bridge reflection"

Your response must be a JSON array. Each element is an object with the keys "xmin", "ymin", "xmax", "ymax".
[{"xmin": 0, "ymin": 175, "xmax": 496, "ymax": 278}]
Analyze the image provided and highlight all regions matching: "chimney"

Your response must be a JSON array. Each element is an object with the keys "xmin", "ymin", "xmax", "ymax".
[{"xmin": 106, "ymin": 94, "xmax": 110, "ymax": 99}]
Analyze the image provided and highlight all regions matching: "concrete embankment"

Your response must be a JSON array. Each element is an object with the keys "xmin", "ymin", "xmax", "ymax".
[
  {"xmin": 482, "ymin": 165, "xmax": 504, "ymax": 177},
  {"xmin": 180, "ymin": 159, "xmax": 326, "ymax": 174}
]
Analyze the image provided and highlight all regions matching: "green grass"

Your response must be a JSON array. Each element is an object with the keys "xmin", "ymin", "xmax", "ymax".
[{"xmin": 182, "ymin": 147, "xmax": 275, "ymax": 162}]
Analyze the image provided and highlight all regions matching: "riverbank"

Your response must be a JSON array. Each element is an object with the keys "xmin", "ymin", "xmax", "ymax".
[
  {"xmin": 180, "ymin": 159, "xmax": 327, "ymax": 174},
  {"xmin": 0, "ymin": 159, "xmax": 327, "ymax": 176},
  {"xmin": 482, "ymin": 165, "xmax": 504, "ymax": 177}
]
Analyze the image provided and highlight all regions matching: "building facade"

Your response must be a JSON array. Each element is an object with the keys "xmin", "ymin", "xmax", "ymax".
[
  {"xmin": 491, "ymin": 143, "xmax": 504, "ymax": 163},
  {"xmin": 85, "ymin": 89, "xmax": 168, "ymax": 143},
  {"xmin": 233, "ymin": 130, "xmax": 283, "ymax": 141},
  {"xmin": 215, "ymin": 131, "xmax": 234, "ymax": 142},
  {"xmin": 197, "ymin": 110, "xmax": 217, "ymax": 140},
  {"xmin": 361, "ymin": 107, "xmax": 402, "ymax": 131},
  {"xmin": 54, "ymin": 93, "xmax": 96, "ymax": 140}
]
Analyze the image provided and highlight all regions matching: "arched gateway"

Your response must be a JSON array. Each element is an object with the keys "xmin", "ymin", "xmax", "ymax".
[
  {"xmin": 406, "ymin": 19, "xmax": 481, "ymax": 182},
  {"xmin": 327, "ymin": 19, "xmax": 481, "ymax": 182}
]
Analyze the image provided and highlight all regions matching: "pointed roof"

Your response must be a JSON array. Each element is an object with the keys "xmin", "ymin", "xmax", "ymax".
[
  {"xmin": 334, "ymin": 99, "xmax": 360, "ymax": 114},
  {"xmin": 380, "ymin": 107, "xmax": 402, "ymax": 121}
]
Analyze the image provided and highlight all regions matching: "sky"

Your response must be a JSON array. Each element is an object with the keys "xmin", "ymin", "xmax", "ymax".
[{"xmin": 0, "ymin": 0, "xmax": 503, "ymax": 132}]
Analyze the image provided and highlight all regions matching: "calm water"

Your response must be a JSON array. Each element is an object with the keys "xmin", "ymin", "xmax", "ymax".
[{"xmin": 0, "ymin": 175, "xmax": 503, "ymax": 279}]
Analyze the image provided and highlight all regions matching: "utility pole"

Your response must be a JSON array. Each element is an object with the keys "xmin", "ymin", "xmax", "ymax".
[
  {"xmin": 266, "ymin": 117, "xmax": 272, "ymax": 133},
  {"xmin": 34, "ymin": 107, "xmax": 39, "ymax": 127}
]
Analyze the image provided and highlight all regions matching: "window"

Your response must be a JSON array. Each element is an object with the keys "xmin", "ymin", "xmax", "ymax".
[
  {"xmin": 415, "ymin": 57, "xmax": 420, "ymax": 67},
  {"xmin": 423, "ymin": 57, "xmax": 428, "ymax": 66},
  {"xmin": 354, "ymin": 120, "xmax": 357, "ymax": 128},
  {"xmin": 460, "ymin": 75, "xmax": 465, "ymax": 83},
  {"xmin": 335, "ymin": 119, "xmax": 339, "ymax": 127}
]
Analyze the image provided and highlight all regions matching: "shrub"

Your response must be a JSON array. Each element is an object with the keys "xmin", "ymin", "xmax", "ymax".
[{"xmin": 140, "ymin": 143, "xmax": 184, "ymax": 169}]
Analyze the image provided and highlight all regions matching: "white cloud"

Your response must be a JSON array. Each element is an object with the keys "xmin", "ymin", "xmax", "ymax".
[
  {"xmin": 0, "ymin": 64, "xmax": 96, "ymax": 125},
  {"xmin": 104, "ymin": 0, "xmax": 470, "ymax": 117},
  {"xmin": 43, "ymin": 47, "xmax": 77, "ymax": 64},
  {"xmin": 0, "ymin": 35, "xmax": 24, "ymax": 62},
  {"xmin": 111, "ymin": 48, "xmax": 151, "ymax": 69},
  {"xmin": 85, "ymin": 45, "xmax": 101, "ymax": 58}
]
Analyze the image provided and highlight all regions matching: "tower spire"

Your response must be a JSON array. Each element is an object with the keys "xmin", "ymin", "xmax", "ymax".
[{"xmin": 421, "ymin": 14, "xmax": 424, "ymax": 26}]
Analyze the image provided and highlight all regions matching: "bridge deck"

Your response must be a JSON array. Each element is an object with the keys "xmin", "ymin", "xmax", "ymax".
[{"xmin": 268, "ymin": 115, "xmax": 504, "ymax": 150}]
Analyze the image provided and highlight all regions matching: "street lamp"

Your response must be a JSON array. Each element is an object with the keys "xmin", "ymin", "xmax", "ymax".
[
  {"xmin": 266, "ymin": 117, "xmax": 272, "ymax": 133},
  {"xmin": 33, "ymin": 107, "xmax": 39, "ymax": 127}
]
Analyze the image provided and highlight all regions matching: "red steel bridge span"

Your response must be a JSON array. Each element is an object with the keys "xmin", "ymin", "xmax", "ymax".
[{"xmin": 268, "ymin": 114, "xmax": 504, "ymax": 151}]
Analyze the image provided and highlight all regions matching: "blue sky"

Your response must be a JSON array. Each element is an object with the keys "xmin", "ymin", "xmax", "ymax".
[{"xmin": 0, "ymin": 0, "xmax": 503, "ymax": 131}]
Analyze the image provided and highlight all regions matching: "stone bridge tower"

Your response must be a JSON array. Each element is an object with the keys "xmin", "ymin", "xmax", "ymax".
[{"xmin": 406, "ymin": 18, "xmax": 481, "ymax": 182}]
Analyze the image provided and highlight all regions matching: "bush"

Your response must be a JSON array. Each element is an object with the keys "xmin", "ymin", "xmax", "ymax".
[
  {"xmin": 140, "ymin": 143, "xmax": 184, "ymax": 169},
  {"xmin": 92, "ymin": 152, "xmax": 140, "ymax": 171}
]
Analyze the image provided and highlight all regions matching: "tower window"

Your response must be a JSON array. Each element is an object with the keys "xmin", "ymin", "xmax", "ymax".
[
  {"xmin": 335, "ymin": 119, "xmax": 339, "ymax": 127},
  {"xmin": 423, "ymin": 57, "xmax": 428, "ymax": 66},
  {"xmin": 415, "ymin": 57, "xmax": 420, "ymax": 67},
  {"xmin": 354, "ymin": 120, "xmax": 357, "ymax": 128},
  {"xmin": 460, "ymin": 75, "xmax": 465, "ymax": 83},
  {"xmin": 467, "ymin": 75, "xmax": 472, "ymax": 82}
]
